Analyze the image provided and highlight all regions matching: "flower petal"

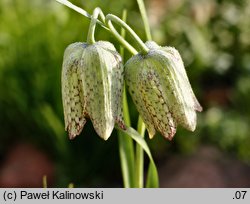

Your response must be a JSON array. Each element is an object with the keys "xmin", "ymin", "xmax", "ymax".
[
  {"xmin": 79, "ymin": 43, "xmax": 124, "ymax": 140},
  {"xmin": 125, "ymin": 41, "xmax": 202, "ymax": 139},
  {"xmin": 151, "ymin": 49, "xmax": 201, "ymax": 131},
  {"xmin": 62, "ymin": 43, "xmax": 87, "ymax": 139},
  {"xmin": 125, "ymin": 55, "xmax": 176, "ymax": 140}
]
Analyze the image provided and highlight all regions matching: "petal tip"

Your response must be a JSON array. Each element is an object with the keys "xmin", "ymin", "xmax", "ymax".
[{"xmin": 162, "ymin": 126, "xmax": 176, "ymax": 141}]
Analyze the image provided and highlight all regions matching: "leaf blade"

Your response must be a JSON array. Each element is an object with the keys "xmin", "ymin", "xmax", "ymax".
[{"xmin": 118, "ymin": 127, "xmax": 159, "ymax": 187}]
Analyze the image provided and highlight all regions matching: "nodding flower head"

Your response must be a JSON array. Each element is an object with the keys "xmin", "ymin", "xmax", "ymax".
[
  {"xmin": 61, "ymin": 41, "xmax": 125, "ymax": 140},
  {"xmin": 125, "ymin": 41, "xmax": 202, "ymax": 140}
]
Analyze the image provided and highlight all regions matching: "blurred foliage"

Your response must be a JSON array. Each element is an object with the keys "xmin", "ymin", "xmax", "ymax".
[{"xmin": 0, "ymin": 0, "xmax": 250, "ymax": 187}]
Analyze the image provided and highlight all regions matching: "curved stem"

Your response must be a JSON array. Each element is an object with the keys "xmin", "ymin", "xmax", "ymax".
[
  {"xmin": 56, "ymin": 0, "xmax": 109, "ymax": 30},
  {"xmin": 106, "ymin": 14, "xmax": 149, "ymax": 55},
  {"xmin": 87, "ymin": 8, "xmax": 105, "ymax": 44}
]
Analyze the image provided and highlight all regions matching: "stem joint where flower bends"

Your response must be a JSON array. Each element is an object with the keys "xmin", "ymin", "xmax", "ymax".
[
  {"xmin": 87, "ymin": 7, "xmax": 105, "ymax": 44},
  {"xmin": 105, "ymin": 14, "xmax": 149, "ymax": 55}
]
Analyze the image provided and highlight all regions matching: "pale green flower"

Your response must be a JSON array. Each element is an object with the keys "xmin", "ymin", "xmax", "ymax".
[
  {"xmin": 125, "ymin": 41, "xmax": 202, "ymax": 140},
  {"xmin": 62, "ymin": 41, "xmax": 124, "ymax": 140}
]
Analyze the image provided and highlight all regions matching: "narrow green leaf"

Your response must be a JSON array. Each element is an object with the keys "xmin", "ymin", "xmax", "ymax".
[
  {"xmin": 118, "ymin": 127, "xmax": 159, "ymax": 187},
  {"xmin": 118, "ymin": 131, "xmax": 135, "ymax": 188},
  {"xmin": 146, "ymin": 162, "xmax": 158, "ymax": 188}
]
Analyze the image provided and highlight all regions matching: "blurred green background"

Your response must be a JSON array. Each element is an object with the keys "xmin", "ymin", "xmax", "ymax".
[{"xmin": 0, "ymin": 0, "xmax": 250, "ymax": 187}]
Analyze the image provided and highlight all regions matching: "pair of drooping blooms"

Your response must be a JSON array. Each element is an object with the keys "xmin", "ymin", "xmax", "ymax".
[{"xmin": 62, "ymin": 40, "xmax": 202, "ymax": 141}]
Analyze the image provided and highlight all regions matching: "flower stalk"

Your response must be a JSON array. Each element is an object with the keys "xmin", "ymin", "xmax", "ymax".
[
  {"xmin": 87, "ymin": 7, "xmax": 105, "ymax": 44},
  {"xmin": 136, "ymin": 0, "xmax": 152, "ymax": 41},
  {"xmin": 105, "ymin": 14, "xmax": 149, "ymax": 55}
]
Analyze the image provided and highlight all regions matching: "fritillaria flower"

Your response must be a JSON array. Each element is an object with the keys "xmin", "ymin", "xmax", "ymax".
[
  {"xmin": 125, "ymin": 41, "xmax": 202, "ymax": 140},
  {"xmin": 61, "ymin": 41, "xmax": 125, "ymax": 140}
]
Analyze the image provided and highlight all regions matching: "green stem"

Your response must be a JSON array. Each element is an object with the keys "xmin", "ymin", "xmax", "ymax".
[
  {"xmin": 56, "ymin": 0, "xmax": 147, "ymax": 55},
  {"xmin": 106, "ymin": 14, "xmax": 149, "ymax": 55},
  {"xmin": 136, "ymin": 0, "xmax": 152, "ymax": 41},
  {"xmin": 42, "ymin": 175, "xmax": 47, "ymax": 188},
  {"xmin": 134, "ymin": 0, "xmax": 150, "ymax": 188},
  {"xmin": 117, "ymin": 9, "xmax": 135, "ymax": 188},
  {"xmin": 118, "ymin": 86, "xmax": 135, "ymax": 187},
  {"xmin": 136, "ymin": 0, "xmax": 159, "ymax": 188},
  {"xmin": 135, "ymin": 116, "xmax": 146, "ymax": 187},
  {"xmin": 56, "ymin": 0, "xmax": 108, "ymax": 30},
  {"xmin": 119, "ymin": 10, "xmax": 127, "ymax": 57},
  {"xmin": 68, "ymin": 183, "xmax": 74, "ymax": 188},
  {"xmin": 87, "ymin": 8, "xmax": 105, "ymax": 44}
]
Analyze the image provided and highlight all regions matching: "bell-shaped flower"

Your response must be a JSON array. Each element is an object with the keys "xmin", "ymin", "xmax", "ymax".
[
  {"xmin": 125, "ymin": 41, "xmax": 202, "ymax": 140},
  {"xmin": 62, "ymin": 41, "xmax": 125, "ymax": 140}
]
